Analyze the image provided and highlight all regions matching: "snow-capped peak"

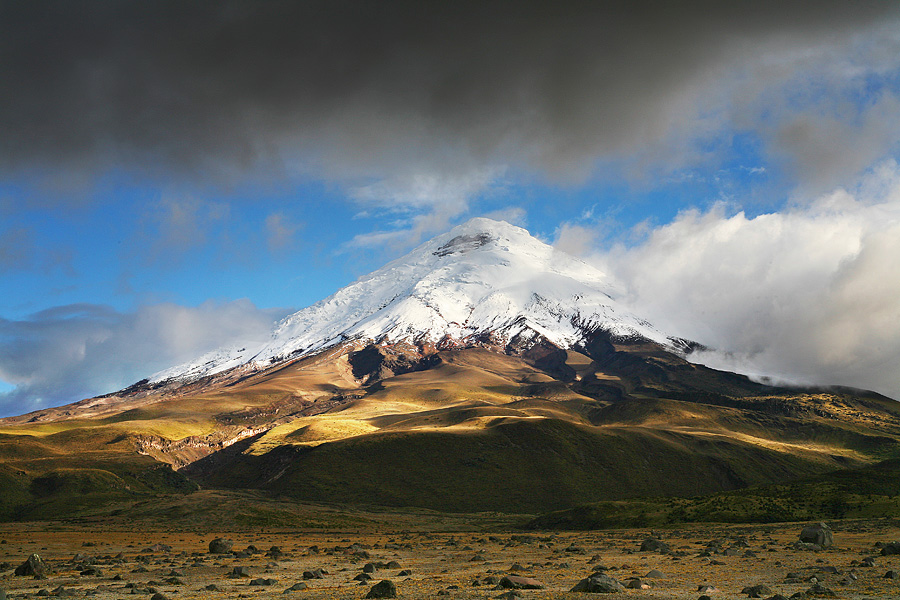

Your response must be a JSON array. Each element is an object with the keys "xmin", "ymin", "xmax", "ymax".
[{"xmin": 150, "ymin": 218, "xmax": 672, "ymax": 383}]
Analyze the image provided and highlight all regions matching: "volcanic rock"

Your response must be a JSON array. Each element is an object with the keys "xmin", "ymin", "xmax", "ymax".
[
  {"xmin": 365, "ymin": 580, "xmax": 397, "ymax": 599},
  {"xmin": 799, "ymin": 524, "xmax": 833, "ymax": 549},
  {"xmin": 498, "ymin": 575, "xmax": 544, "ymax": 590},
  {"xmin": 208, "ymin": 538, "xmax": 234, "ymax": 554},
  {"xmin": 14, "ymin": 554, "xmax": 47, "ymax": 577},
  {"xmin": 571, "ymin": 573, "xmax": 624, "ymax": 593}
]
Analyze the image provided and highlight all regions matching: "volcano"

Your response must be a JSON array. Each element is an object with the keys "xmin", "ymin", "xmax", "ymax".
[
  {"xmin": 1, "ymin": 218, "xmax": 899, "ymax": 519},
  {"xmin": 149, "ymin": 217, "xmax": 682, "ymax": 385}
]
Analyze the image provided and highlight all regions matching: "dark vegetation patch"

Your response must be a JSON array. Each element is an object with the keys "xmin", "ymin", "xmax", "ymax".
[
  {"xmin": 186, "ymin": 418, "xmax": 839, "ymax": 514},
  {"xmin": 525, "ymin": 458, "xmax": 900, "ymax": 529}
]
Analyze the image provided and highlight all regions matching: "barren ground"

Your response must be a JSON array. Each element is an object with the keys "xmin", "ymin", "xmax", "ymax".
[{"xmin": 0, "ymin": 520, "xmax": 898, "ymax": 600}]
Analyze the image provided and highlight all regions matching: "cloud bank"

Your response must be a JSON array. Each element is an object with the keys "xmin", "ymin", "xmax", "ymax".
[
  {"xmin": 590, "ymin": 161, "xmax": 900, "ymax": 399},
  {"xmin": 0, "ymin": 301, "xmax": 289, "ymax": 417},
  {"xmin": 3, "ymin": 2, "xmax": 900, "ymax": 232}
]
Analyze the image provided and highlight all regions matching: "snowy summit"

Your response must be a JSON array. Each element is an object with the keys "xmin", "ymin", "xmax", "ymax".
[{"xmin": 152, "ymin": 218, "xmax": 676, "ymax": 383}]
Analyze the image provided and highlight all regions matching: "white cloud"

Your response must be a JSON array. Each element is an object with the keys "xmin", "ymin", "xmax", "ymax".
[
  {"xmin": 0, "ymin": 300, "xmax": 290, "ymax": 417},
  {"xmin": 481, "ymin": 206, "xmax": 527, "ymax": 227},
  {"xmin": 139, "ymin": 196, "xmax": 231, "ymax": 264},
  {"xmin": 342, "ymin": 228, "xmax": 411, "ymax": 251},
  {"xmin": 553, "ymin": 223, "xmax": 600, "ymax": 257},
  {"xmin": 593, "ymin": 161, "xmax": 900, "ymax": 398},
  {"xmin": 265, "ymin": 212, "xmax": 300, "ymax": 252},
  {"xmin": 344, "ymin": 167, "xmax": 505, "ymax": 250}
]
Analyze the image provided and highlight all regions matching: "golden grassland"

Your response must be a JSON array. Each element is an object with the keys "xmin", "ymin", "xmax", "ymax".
[{"xmin": 0, "ymin": 343, "xmax": 899, "ymax": 519}]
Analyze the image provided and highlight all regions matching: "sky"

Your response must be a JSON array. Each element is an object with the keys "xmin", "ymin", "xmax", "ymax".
[{"xmin": 2, "ymin": 1, "xmax": 900, "ymax": 416}]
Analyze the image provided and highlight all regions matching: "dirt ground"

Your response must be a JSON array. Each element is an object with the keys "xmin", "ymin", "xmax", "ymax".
[{"xmin": 0, "ymin": 520, "xmax": 898, "ymax": 599}]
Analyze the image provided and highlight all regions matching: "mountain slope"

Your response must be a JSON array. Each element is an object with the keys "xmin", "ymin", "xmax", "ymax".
[
  {"xmin": 0, "ymin": 219, "xmax": 899, "ymax": 518},
  {"xmin": 176, "ymin": 336, "xmax": 900, "ymax": 513}
]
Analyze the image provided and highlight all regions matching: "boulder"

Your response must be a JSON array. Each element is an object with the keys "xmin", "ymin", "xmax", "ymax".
[
  {"xmin": 640, "ymin": 538, "xmax": 671, "ymax": 553},
  {"xmin": 229, "ymin": 566, "xmax": 251, "ymax": 578},
  {"xmin": 741, "ymin": 584, "xmax": 773, "ymax": 597},
  {"xmin": 799, "ymin": 523, "xmax": 833, "ymax": 549},
  {"xmin": 880, "ymin": 541, "xmax": 900, "ymax": 556},
  {"xmin": 570, "ymin": 573, "xmax": 624, "ymax": 593},
  {"xmin": 498, "ymin": 575, "xmax": 544, "ymax": 590},
  {"xmin": 14, "ymin": 554, "xmax": 47, "ymax": 577},
  {"xmin": 794, "ymin": 542, "xmax": 823, "ymax": 551},
  {"xmin": 208, "ymin": 538, "xmax": 234, "ymax": 554},
  {"xmin": 625, "ymin": 578, "xmax": 650, "ymax": 589},
  {"xmin": 365, "ymin": 580, "xmax": 397, "ymax": 599},
  {"xmin": 806, "ymin": 582, "xmax": 836, "ymax": 597}
]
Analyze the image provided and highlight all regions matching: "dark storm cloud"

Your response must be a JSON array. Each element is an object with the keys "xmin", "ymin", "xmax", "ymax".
[{"xmin": 2, "ymin": 1, "xmax": 898, "ymax": 189}]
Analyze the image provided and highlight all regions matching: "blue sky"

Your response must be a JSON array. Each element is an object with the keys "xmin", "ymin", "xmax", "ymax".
[
  {"xmin": 2, "ymin": 2, "xmax": 900, "ymax": 416},
  {"xmin": 2, "ymin": 162, "xmax": 772, "ymax": 327}
]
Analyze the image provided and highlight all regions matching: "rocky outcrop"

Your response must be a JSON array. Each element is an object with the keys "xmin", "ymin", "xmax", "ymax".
[
  {"xmin": 348, "ymin": 343, "xmax": 441, "ymax": 385},
  {"xmin": 15, "ymin": 554, "xmax": 47, "ymax": 577},
  {"xmin": 134, "ymin": 428, "xmax": 269, "ymax": 468}
]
